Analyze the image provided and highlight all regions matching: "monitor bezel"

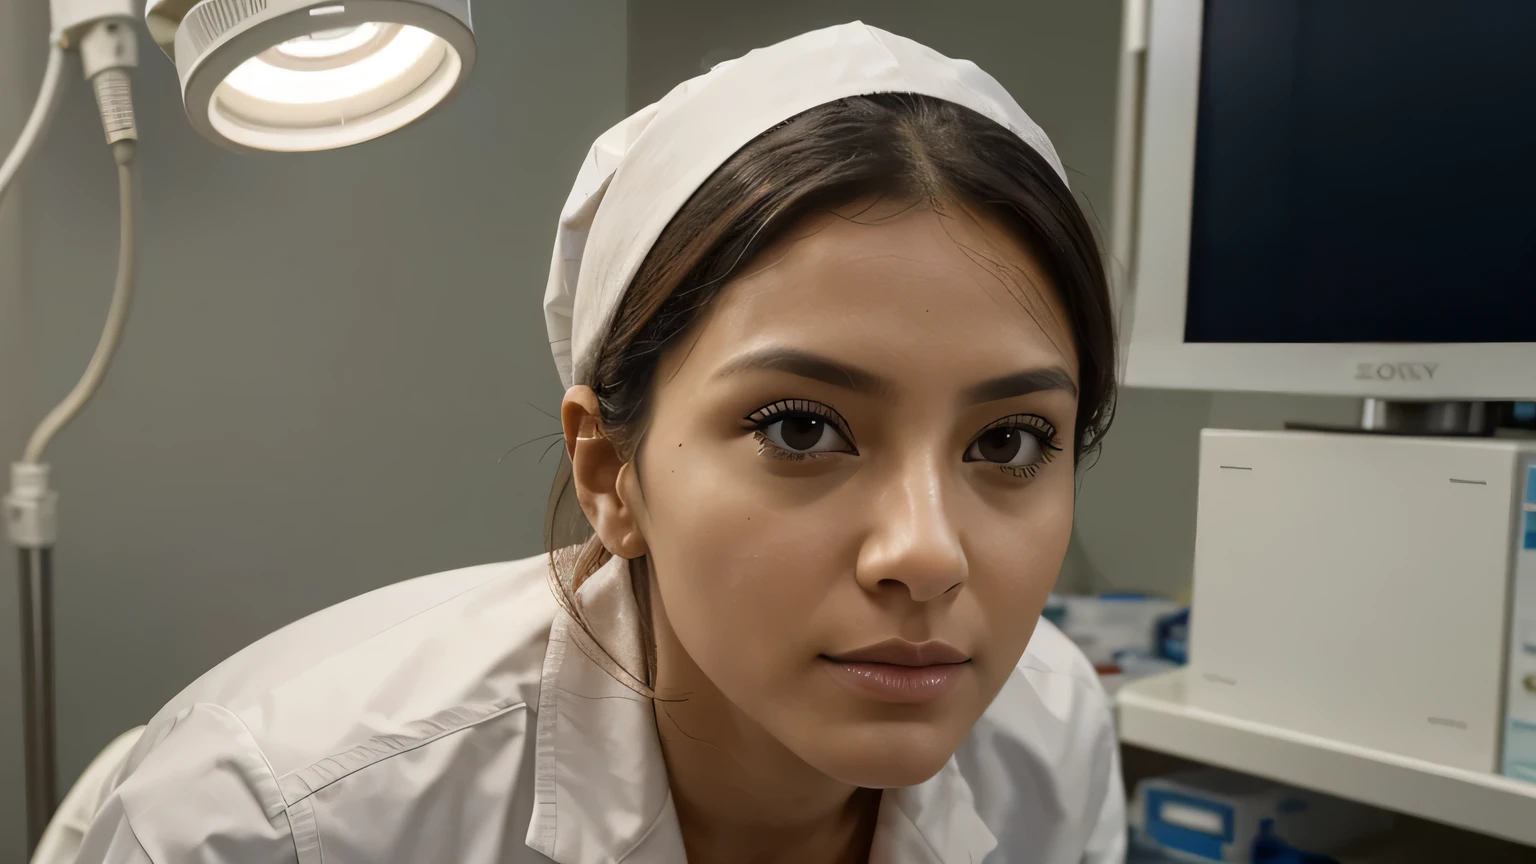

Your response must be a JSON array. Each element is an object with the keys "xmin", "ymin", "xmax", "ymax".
[{"xmin": 1124, "ymin": 0, "xmax": 1536, "ymax": 401}]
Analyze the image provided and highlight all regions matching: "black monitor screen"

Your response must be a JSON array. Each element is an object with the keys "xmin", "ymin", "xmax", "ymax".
[{"xmin": 1185, "ymin": 0, "xmax": 1536, "ymax": 344}]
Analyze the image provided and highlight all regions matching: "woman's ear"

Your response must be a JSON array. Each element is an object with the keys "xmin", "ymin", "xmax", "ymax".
[{"xmin": 562, "ymin": 386, "xmax": 649, "ymax": 559}]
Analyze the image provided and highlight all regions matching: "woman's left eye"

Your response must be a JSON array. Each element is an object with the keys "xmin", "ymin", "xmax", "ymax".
[
  {"xmin": 964, "ymin": 416, "xmax": 1060, "ymax": 473},
  {"xmin": 965, "ymin": 427, "xmax": 1041, "ymax": 466}
]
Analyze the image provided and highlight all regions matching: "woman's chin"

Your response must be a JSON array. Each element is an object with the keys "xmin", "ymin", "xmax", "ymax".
[{"xmin": 800, "ymin": 724, "xmax": 965, "ymax": 789}]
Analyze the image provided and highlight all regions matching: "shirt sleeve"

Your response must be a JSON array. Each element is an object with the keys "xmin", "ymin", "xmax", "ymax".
[{"xmin": 75, "ymin": 704, "xmax": 300, "ymax": 864}]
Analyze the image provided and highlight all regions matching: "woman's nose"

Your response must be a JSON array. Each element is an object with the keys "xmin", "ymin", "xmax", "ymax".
[{"xmin": 854, "ymin": 454, "xmax": 968, "ymax": 602}]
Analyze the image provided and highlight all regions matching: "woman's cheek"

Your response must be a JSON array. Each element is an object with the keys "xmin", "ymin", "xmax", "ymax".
[
  {"xmin": 646, "ymin": 455, "xmax": 841, "ymax": 674},
  {"xmin": 970, "ymin": 488, "xmax": 1073, "ymax": 648},
  {"xmin": 661, "ymin": 485, "xmax": 836, "ymax": 626}
]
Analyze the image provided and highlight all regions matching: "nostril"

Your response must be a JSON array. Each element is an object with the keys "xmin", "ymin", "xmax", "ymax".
[{"xmin": 870, "ymin": 570, "xmax": 967, "ymax": 603}]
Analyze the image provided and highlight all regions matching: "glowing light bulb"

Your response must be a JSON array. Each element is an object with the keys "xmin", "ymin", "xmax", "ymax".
[{"xmin": 222, "ymin": 25, "xmax": 442, "ymax": 107}]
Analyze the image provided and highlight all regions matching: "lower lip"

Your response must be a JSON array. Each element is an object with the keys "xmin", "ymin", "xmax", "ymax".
[{"xmin": 820, "ymin": 658, "xmax": 968, "ymax": 704}]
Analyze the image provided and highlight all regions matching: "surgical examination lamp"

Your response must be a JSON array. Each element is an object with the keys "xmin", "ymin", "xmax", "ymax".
[{"xmin": 3, "ymin": 0, "xmax": 475, "ymax": 853}]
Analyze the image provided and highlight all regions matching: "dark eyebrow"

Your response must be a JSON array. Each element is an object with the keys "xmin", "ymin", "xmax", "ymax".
[
  {"xmin": 715, "ymin": 348, "xmax": 894, "ymax": 396},
  {"xmin": 715, "ymin": 348, "xmax": 1075, "ymax": 403},
  {"xmin": 963, "ymin": 366, "xmax": 1078, "ymax": 403}
]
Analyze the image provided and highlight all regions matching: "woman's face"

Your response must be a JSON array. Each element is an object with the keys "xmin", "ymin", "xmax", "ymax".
[{"xmin": 627, "ymin": 199, "xmax": 1079, "ymax": 788}]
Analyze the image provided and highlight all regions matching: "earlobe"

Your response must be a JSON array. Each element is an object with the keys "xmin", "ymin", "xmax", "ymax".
[
  {"xmin": 562, "ymin": 386, "xmax": 647, "ymax": 559},
  {"xmin": 613, "ymin": 462, "xmax": 650, "ymax": 559}
]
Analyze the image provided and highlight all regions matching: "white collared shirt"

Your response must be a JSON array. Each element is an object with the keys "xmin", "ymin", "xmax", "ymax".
[{"xmin": 77, "ymin": 554, "xmax": 1126, "ymax": 864}]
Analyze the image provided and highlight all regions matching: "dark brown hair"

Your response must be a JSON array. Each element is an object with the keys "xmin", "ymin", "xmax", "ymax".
[{"xmin": 545, "ymin": 93, "xmax": 1116, "ymax": 688}]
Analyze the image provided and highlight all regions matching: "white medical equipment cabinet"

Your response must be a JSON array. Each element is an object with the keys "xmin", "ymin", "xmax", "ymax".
[{"xmin": 1188, "ymin": 431, "xmax": 1536, "ymax": 777}]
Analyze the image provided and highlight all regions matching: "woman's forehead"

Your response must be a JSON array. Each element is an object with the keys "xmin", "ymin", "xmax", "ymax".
[{"xmin": 681, "ymin": 205, "xmax": 1078, "ymax": 385}]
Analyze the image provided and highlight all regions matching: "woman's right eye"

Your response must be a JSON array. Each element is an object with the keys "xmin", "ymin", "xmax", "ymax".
[
  {"xmin": 757, "ymin": 414, "xmax": 852, "ymax": 455},
  {"xmin": 745, "ymin": 400, "xmax": 857, "ymax": 459}
]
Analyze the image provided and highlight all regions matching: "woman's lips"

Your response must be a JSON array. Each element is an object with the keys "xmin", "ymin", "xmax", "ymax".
[
  {"xmin": 821, "ymin": 659, "xmax": 968, "ymax": 703},
  {"xmin": 820, "ymin": 640, "xmax": 971, "ymax": 704}
]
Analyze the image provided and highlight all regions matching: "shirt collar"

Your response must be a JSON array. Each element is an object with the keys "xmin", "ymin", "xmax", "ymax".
[{"xmin": 527, "ymin": 555, "xmax": 997, "ymax": 864}]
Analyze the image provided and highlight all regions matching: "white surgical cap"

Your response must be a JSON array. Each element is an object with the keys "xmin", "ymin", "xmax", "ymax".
[{"xmin": 543, "ymin": 21, "xmax": 1067, "ymax": 389}]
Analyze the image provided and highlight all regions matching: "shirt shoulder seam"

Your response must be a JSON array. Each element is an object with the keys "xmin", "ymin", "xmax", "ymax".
[
  {"xmin": 274, "ymin": 699, "xmax": 530, "ymax": 808},
  {"xmin": 121, "ymin": 806, "xmax": 159, "ymax": 863}
]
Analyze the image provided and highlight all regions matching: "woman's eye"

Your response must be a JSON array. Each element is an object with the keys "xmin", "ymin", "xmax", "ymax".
[
  {"xmin": 965, "ymin": 426, "xmax": 1044, "ymax": 466},
  {"xmin": 759, "ymin": 414, "xmax": 851, "ymax": 455}
]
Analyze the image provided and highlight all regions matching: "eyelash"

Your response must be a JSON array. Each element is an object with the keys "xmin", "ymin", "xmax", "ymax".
[
  {"xmin": 973, "ymin": 414, "xmax": 1063, "ymax": 480},
  {"xmin": 745, "ymin": 400, "xmax": 857, "ymax": 461}
]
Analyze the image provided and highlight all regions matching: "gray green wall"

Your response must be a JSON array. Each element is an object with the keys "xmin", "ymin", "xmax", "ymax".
[{"xmin": 0, "ymin": 3, "xmax": 625, "ymax": 857}]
